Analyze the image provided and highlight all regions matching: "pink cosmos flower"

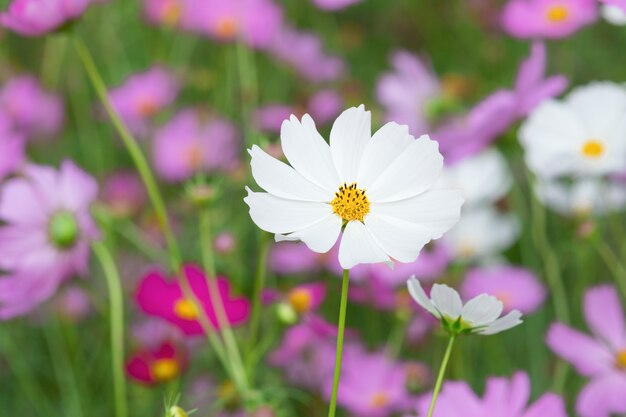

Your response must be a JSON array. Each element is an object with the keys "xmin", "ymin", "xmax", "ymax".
[
  {"xmin": 376, "ymin": 50, "xmax": 441, "ymax": 137},
  {"xmin": 546, "ymin": 285, "xmax": 626, "ymax": 417},
  {"xmin": 183, "ymin": 0, "xmax": 282, "ymax": 49},
  {"xmin": 461, "ymin": 265, "xmax": 547, "ymax": 314},
  {"xmin": 311, "ymin": 0, "xmax": 362, "ymax": 10},
  {"xmin": 152, "ymin": 109, "xmax": 240, "ymax": 182},
  {"xmin": 269, "ymin": 241, "xmax": 325, "ymax": 275},
  {"xmin": 501, "ymin": 0, "xmax": 598, "ymax": 39},
  {"xmin": 142, "ymin": 0, "xmax": 189, "ymax": 27},
  {"xmin": 53, "ymin": 286, "xmax": 91, "ymax": 322},
  {"xmin": 213, "ymin": 232, "xmax": 236, "ymax": 254},
  {"xmin": 0, "ymin": 0, "xmax": 105, "ymax": 36},
  {"xmin": 268, "ymin": 26, "xmax": 346, "ymax": 83},
  {"xmin": 131, "ymin": 319, "xmax": 185, "ymax": 349},
  {"xmin": 0, "ymin": 75, "xmax": 64, "ymax": 140},
  {"xmin": 101, "ymin": 170, "xmax": 147, "ymax": 217},
  {"xmin": 0, "ymin": 160, "xmax": 99, "ymax": 319},
  {"xmin": 108, "ymin": 66, "xmax": 179, "ymax": 137},
  {"xmin": 0, "ymin": 113, "xmax": 26, "ymax": 180},
  {"xmin": 135, "ymin": 264, "xmax": 250, "ymax": 336},
  {"xmin": 414, "ymin": 371, "xmax": 566, "ymax": 417},
  {"xmin": 126, "ymin": 340, "xmax": 187, "ymax": 385},
  {"xmin": 601, "ymin": 0, "xmax": 626, "ymax": 12},
  {"xmin": 328, "ymin": 350, "xmax": 411, "ymax": 417},
  {"xmin": 255, "ymin": 89, "xmax": 343, "ymax": 133},
  {"xmin": 264, "ymin": 282, "xmax": 326, "ymax": 316}
]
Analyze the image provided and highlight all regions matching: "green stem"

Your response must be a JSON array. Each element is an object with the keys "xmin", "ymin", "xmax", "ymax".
[
  {"xmin": 426, "ymin": 334, "xmax": 456, "ymax": 417},
  {"xmin": 327, "ymin": 269, "xmax": 351, "ymax": 417},
  {"xmin": 91, "ymin": 241, "xmax": 128, "ymax": 417},
  {"xmin": 247, "ymin": 232, "xmax": 270, "ymax": 351},
  {"xmin": 594, "ymin": 238, "xmax": 626, "ymax": 298},
  {"xmin": 71, "ymin": 33, "xmax": 181, "ymax": 272}
]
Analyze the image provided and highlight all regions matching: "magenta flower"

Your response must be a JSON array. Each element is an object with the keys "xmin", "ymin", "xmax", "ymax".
[
  {"xmin": 327, "ymin": 350, "xmax": 410, "ymax": 417},
  {"xmin": 152, "ymin": 109, "xmax": 240, "ymax": 182},
  {"xmin": 135, "ymin": 264, "xmax": 250, "ymax": 336},
  {"xmin": 101, "ymin": 170, "xmax": 147, "ymax": 217},
  {"xmin": 142, "ymin": 0, "xmax": 189, "ymax": 27},
  {"xmin": 108, "ymin": 66, "xmax": 179, "ymax": 136},
  {"xmin": 0, "ymin": 75, "xmax": 64, "ymax": 140},
  {"xmin": 461, "ymin": 265, "xmax": 547, "ymax": 314},
  {"xmin": 311, "ymin": 0, "xmax": 362, "ymax": 10},
  {"xmin": 0, "ymin": 0, "xmax": 105, "ymax": 36},
  {"xmin": 0, "ymin": 160, "xmax": 99, "ymax": 319},
  {"xmin": 268, "ymin": 26, "xmax": 346, "ymax": 83},
  {"xmin": 0, "ymin": 114, "xmax": 26, "ymax": 181},
  {"xmin": 126, "ymin": 340, "xmax": 187, "ymax": 385},
  {"xmin": 377, "ymin": 50, "xmax": 441, "ymax": 136},
  {"xmin": 415, "ymin": 371, "xmax": 567, "ymax": 417},
  {"xmin": 546, "ymin": 285, "xmax": 626, "ymax": 417},
  {"xmin": 501, "ymin": 0, "xmax": 598, "ymax": 39},
  {"xmin": 183, "ymin": 0, "xmax": 282, "ymax": 49}
]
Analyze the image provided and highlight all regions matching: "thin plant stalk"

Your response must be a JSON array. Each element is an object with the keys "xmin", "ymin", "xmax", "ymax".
[
  {"xmin": 247, "ymin": 232, "xmax": 270, "ymax": 353},
  {"xmin": 426, "ymin": 334, "xmax": 456, "ymax": 417},
  {"xmin": 327, "ymin": 269, "xmax": 351, "ymax": 417},
  {"xmin": 594, "ymin": 238, "xmax": 626, "ymax": 298},
  {"xmin": 92, "ymin": 241, "xmax": 128, "ymax": 417}
]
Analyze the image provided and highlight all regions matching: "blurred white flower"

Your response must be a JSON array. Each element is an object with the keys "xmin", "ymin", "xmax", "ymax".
[
  {"xmin": 407, "ymin": 277, "xmax": 523, "ymax": 335},
  {"xmin": 602, "ymin": 4, "xmax": 626, "ymax": 25},
  {"xmin": 535, "ymin": 177, "xmax": 626, "ymax": 216},
  {"xmin": 442, "ymin": 206, "xmax": 519, "ymax": 261},
  {"xmin": 519, "ymin": 82, "xmax": 626, "ymax": 178},
  {"xmin": 436, "ymin": 149, "xmax": 512, "ymax": 207},
  {"xmin": 245, "ymin": 105, "xmax": 464, "ymax": 270}
]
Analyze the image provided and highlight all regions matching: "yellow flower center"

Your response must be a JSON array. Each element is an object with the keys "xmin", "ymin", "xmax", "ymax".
[
  {"xmin": 616, "ymin": 350, "xmax": 626, "ymax": 369},
  {"xmin": 458, "ymin": 241, "xmax": 476, "ymax": 258},
  {"xmin": 218, "ymin": 380, "xmax": 237, "ymax": 400},
  {"xmin": 288, "ymin": 288, "xmax": 313, "ymax": 314},
  {"xmin": 151, "ymin": 358, "xmax": 179, "ymax": 382},
  {"xmin": 546, "ymin": 5, "xmax": 569, "ymax": 22},
  {"xmin": 581, "ymin": 139, "xmax": 605, "ymax": 158},
  {"xmin": 174, "ymin": 298, "xmax": 199, "ymax": 320},
  {"xmin": 137, "ymin": 98, "xmax": 158, "ymax": 117},
  {"xmin": 185, "ymin": 144, "xmax": 204, "ymax": 169},
  {"xmin": 370, "ymin": 392, "xmax": 389, "ymax": 408},
  {"xmin": 162, "ymin": 1, "xmax": 182, "ymax": 26},
  {"xmin": 215, "ymin": 16, "xmax": 238, "ymax": 39},
  {"xmin": 331, "ymin": 182, "xmax": 370, "ymax": 222}
]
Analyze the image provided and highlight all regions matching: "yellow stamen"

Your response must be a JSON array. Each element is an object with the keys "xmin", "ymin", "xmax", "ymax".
[
  {"xmin": 370, "ymin": 392, "xmax": 389, "ymax": 408},
  {"xmin": 137, "ymin": 99, "xmax": 158, "ymax": 117},
  {"xmin": 616, "ymin": 350, "xmax": 626, "ymax": 369},
  {"xmin": 186, "ymin": 145, "xmax": 204, "ymax": 169},
  {"xmin": 581, "ymin": 139, "xmax": 605, "ymax": 158},
  {"xmin": 162, "ymin": 1, "xmax": 182, "ymax": 26},
  {"xmin": 288, "ymin": 288, "xmax": 313, "ymax": 314},
  {"xmin": 215, "ymin": 16, "xmax": 238, "ymax": 39},
  {"xmin": 331, "ymin": 182, "xmax": 370, "ymax": 222},
  {"xmin": 546, "ymin": 5, "xmax": 569, "ymax": 22},
  {"xmin": 151, "ymin": 358, "xmax": 179, "ymax": 382},
  {"xmin": 174, "ymin": 298, "xmax": 199, "ymax": 320}
]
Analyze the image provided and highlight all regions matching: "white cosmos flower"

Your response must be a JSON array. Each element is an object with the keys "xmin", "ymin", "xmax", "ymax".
[
  {"xmin": 244, "ymin": 105, "xmax": 464, "ymax": 270},
  {"xmin": 602, "ymin": 4, "xmax": 626, "ymax": 26},
  {"xmin": 407, "ymin": 277, "xmax": 523, "ymax": 335},
  {"xmin": 436, "ymin": 149, "xmax": 512, "ymax": 207},
  {"xmin": 519, "ymin": 82, "xmax": 626, "ymax": 178}
]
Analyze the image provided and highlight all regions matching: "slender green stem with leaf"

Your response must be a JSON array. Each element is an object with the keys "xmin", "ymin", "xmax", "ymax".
[
  {"xmin": 426, "ymin": 334, "xmax": 456, "ymax": 417},
  {"xmin": 327, "ymin": 269, "xmax": 351, "ymax": 417}
]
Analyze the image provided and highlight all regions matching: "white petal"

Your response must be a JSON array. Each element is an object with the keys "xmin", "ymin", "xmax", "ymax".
[
  {"xmin": 356, "ymin": 122, "xmax": 414, "ymax": 189},
  {"xmin": 477, "ymin": 310, "xmax": 523, "ymax": 335},
  {"xmin": 372, "ymin": 189, "xmax": 463, "ymax": 237},
  {"xmin": 274, "ymin": 214, "xmax": 342, "ymax": 253},
  {"xmin": 281, "ymin": 114, "xmax": 341, "ymax": 191},
  {"xmin": 461, "ymin": 294, "xmax": 503, "ymax": 327},
  {"xmin": 407, "ymin": 276, "xmax": 440, "ymax": 318},
  {"xmin": 244, "ymin": 187, "xmax": 332, "ymax": 234},
  {"xmin": 249, "ymin": 145, "xmax": 333, "ymax": 201},
  {"xmin": 330, "ymin": 105, "xmax": 371, "ymax": 183},
  {"xmin": 430, "ymin": 284, "xmax": 462, "ymax": 320},
  {"xmin": 366, "ymin": 134, "xmax": 443, "ymax": 202},
  {"xmin": 338, "ymin": 220, "xmax": 390, "ymax": 270},
  {"xmin": 364, "ymin": 213, "xmax": 432, "ymax": 263}
]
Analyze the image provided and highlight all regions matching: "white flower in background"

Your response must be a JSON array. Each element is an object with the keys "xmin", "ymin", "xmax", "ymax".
[
  {"xmin": 407, "ymin": 277, "xmax": 523, "ymax": 335},
  {"xmin": 244, "ymin": 105, "xmax": 464, "ymax": 269},
  {"xmin": 535, "ymin": 178, "xmax": 626, "ymax": 216},
  {"xmin": 442, "ymin": 206, "xmax": 519, "ymax": 261},
  {"xmin": 519, "ymin": 82, "xmax": 626, "ymax": 178},
  {"xmin": 436, "ymin": 149, "xmax": 512, "ymax": 207},
  {"xmin": 602, "ymin": 4, "xmax": 626, "ymax": 25}
]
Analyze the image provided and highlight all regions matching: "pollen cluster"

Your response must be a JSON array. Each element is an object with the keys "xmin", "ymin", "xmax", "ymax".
[
  {"xmin": 581, "ymin": 139, "xmax": 605, "ymax": 158},
  {"xmin": 546, "ymin": 5, "xmax": 569, "ymax": 22},
  {"xmin": 331, "ymin": 182, "xmax": 370, "ymax": 222},
  {"xmin": 616, "ymin": 350, "xmax": 626, "ymax": 369},
  {"xmin": 174, "ymin": 298, "xmax": 199, "ymax": 320}
]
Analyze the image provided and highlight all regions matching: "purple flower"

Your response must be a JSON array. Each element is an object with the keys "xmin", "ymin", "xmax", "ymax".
[
  {"xmin": 376, "ymin": 50, "xmax": 441, "ymax": 136},
  {"xmin": 0, "ymin": 114, "xmax": 26, "ymax": 180},
  {"xmin": 461, "ymin": 265, "xmax": 547, "ymax": 314},
  {"xmin": 311, "ymin": 0, "xmax": 362, "ymax": 10},
  {"xmin": 327, "ymin": 350, "xmax": 411, "ymax": 417},
  {"xmin": 53, "ymin": 286, "xmax": 92, "ymax": 322},
  {"xmin": 101, "ymin": 170, "xmax": 147, "ymax": 217},
  {"xmin": 183, "ymin": 0, "xmax": 282, "ymax": 49},
  {"xmin": 108, "ymin": 66, "xmax": 179, "ymax": 137},
  {"xmin": 142, "ymin": 0, "xmax": 188, "ymax": 27},
  {"xmin": 0, "ymin": 160, "xmax": 99, "ymax": 319},
  {"xmin": 268, "ymin": 26, "xmax": 346, "ymax": 83},
  {"xmin": 415, "ymin": 371, "xmax": 567, "ymax": 417},
  {"xmin": 602, "ymin": 0, "xmax": 626, "ymax": 12},
  {"xmin": 546, "ymin": 285, "xmax": 626, "ymax": 417},
  {"xmin": 501, "ymin": 0, "xmax": 598, "ymax": 39},
  {"xmin": 0, "ymin": 75, "xmax": 64, "ymax": 140},
  {"xmin": 152, "ymin": 109, "xmax": 240, "ymax": 182},
  {"xmin": 0, "ymin": 0, "xmax": 105, "ymax": 36},
  {"xmin": 268, "ymin": 241, "xmax": 324, "ymax": 275}
]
